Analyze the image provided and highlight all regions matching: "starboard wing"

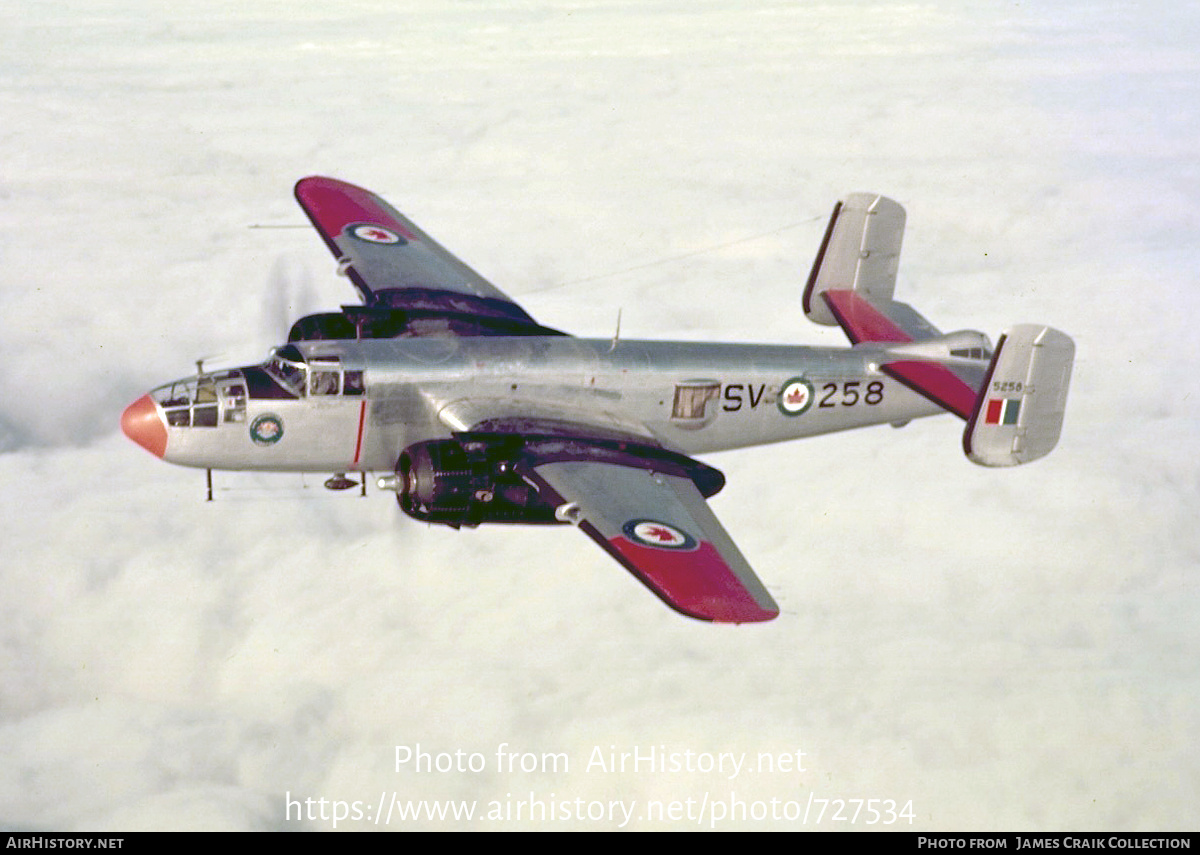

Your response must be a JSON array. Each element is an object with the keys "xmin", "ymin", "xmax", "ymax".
[
  {"xmin": 294, "ymin": 176, "xmax": 553, "ymax": 334},
  {"xmin": 524, "ymin": 458, "xmax": 779, "ymax": 623}
]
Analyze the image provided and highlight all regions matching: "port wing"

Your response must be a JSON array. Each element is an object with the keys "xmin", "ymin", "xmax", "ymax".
[{"xmin": 525, "ymin": 458, "xmax": 779, "ymax": 623}]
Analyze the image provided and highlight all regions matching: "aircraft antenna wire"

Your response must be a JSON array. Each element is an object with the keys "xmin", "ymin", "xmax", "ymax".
[{"xmin": 530, "ymin": 214, "xmax": 825, "ymax": 294}]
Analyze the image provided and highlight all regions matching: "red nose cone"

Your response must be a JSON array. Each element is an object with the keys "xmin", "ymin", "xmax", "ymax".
[{"xmin": 121, "ymin": 395, "xmax": 167, "ymax": 458}]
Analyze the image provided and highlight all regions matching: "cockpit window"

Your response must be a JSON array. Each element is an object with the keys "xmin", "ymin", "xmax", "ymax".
[
  {"xmin": 310, "ymin": 369, "xmax": 339, "ymax": 396},
  {"xmin": 264, "ymin": 345, "xmax": 308, "ymax": 394},
  {"xmin": 259, "ymin": 348, "xmax": 363, "ymax": 399}
]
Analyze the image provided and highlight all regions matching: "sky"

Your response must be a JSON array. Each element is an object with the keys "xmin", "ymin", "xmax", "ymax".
[{"xmin": 1, "ymin": 0, "xmax": 1198, "ymax": 831}]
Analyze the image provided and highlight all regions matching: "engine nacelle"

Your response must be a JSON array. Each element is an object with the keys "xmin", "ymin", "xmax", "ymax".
[
  {"xmin": 394, "ymin": 434, "xmax": 726, "ymax": 529},
  {"xmin": 287, "ymin": 309, "xmax": 408, "ymax": 342},
  {"xmin": 396, "ymin": 440, "xmax": 559, "ymax": 527},
  {"xmin": 287, "ymin": 312, "xmax": 357, "ymax": 342}
]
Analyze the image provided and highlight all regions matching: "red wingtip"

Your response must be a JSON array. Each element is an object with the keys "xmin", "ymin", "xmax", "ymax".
[
  {"xmin": 121, "ymin": 395, "xmax": 167, "ymax": 458},
  {"xmin": 608, "ymin": 538, "xmax": 779, "ymax": 623}
]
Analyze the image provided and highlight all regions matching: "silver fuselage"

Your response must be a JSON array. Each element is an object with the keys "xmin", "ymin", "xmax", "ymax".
[{"xmin": 148, "ymin": 336, "xmax": 944, "ymax": 473}]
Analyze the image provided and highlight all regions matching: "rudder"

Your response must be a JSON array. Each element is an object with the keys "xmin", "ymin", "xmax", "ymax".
[
  {"xmin": 964, "ymin": 325, "xmax": 1074, "ymax": 467},
  {"xmin": 804, "ymin": 193, "xmax": 907, "ymax": 326}
]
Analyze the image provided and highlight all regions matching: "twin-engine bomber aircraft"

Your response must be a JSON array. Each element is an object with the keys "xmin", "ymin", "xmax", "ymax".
[{"xmin": 122, "ymin": 177, "xmax": 1074, "ymax": 623}]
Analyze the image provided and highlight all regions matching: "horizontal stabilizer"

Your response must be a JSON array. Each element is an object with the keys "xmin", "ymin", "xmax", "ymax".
[
  {"xmin": 820, "ymin": 289, "xmax": 985, "ymax": 419},
  {"xmin": 822, "ymin": 288, "xmax": 941, "ymax": 345},
  {"xmin": 964, "ymin": 325, "xmax": 1074, "ymax": 467}
]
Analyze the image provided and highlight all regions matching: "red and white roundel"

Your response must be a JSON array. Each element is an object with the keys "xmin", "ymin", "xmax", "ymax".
[
  {"xmin": 349, "ymin": 223, "xmax": 402, "ymax": 244},
  {"xmin": 622, "ymin": 519, "xmax": 698, "ymax": 550},
  {"xmin": 777, "ymin": 376, "xmax": 814, "ymax": 416}
]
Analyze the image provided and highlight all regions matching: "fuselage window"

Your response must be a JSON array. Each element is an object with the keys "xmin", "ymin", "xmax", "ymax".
[
  {"xmin": 343, "ymin": 370, "xmax": 365, "ymax": 396},
  {"xmin": 191, "ymin": 380, "xmax": 217, "ymax": 427},
  {"xmin": 193, "ymin": 404, "xmax": 218, "ymax": 427},
  {"xmin": 310, "ymin": 370, "xmax": 340, "ymax": 396},
  {"xmin": 672, "ymin": 382, "xmax": 720, "ymax": 420},
  {"xmin": 223, "ymin": 383, "xmax": 247, "ymax": 422}
]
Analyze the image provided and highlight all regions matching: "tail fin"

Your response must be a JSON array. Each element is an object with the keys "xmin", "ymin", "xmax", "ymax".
[
  {"xmin": 806, "ymin": 193, "xmax": 1075, "ymax": 465},
  {"xmin": 805, "ymin": 193, "xmax": 941, "ymax": 341},
  {"xmin": 964, "ymin": 325, "xmax": 1074, "ymax": 467},
  {"xmin": 804, "ymin": 193, "xmax": 986, "ymax": 418}
]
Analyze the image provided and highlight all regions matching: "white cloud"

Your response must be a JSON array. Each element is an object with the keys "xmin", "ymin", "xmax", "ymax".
[{"xmin": 1, "ymin": 0, "xmax": 1197, "ymax": 831}]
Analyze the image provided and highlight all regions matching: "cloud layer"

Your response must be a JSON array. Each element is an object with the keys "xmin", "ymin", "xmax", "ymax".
[{"xmin": 1, "ymin": 0, "xmax": 1197, "ymax": 830}]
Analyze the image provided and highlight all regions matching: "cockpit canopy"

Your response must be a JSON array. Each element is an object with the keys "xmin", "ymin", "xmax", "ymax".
[
  {"xmin": 264, "ymin": 344, "xmax": 364, "ymax": 398},
  {"xmin": 264, "ymin": 344, "xmax": 307, "ymax": 394},
  {"xmin": 150, "ymin": 346, "xmax": 364, "ymax": 429}
]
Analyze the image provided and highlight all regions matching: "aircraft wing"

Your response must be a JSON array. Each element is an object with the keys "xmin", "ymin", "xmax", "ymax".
[
  {"xmin": 524, "ymin": 457, "xmax": 780, "ymax": 623},
  {"xmin": 294, "ymin": 176, "xmax": 547, "ymax": 332}
]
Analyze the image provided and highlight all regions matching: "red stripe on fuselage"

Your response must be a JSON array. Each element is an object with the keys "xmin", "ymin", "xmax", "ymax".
[{"xmin": 352, "ymin": 399, "xmax": 367, "ymax": 465}]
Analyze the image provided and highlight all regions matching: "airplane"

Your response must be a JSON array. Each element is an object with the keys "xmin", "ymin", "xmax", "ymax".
[{"xmin": 121, "ymin": 177, "xmax": 1074, "ymax": 623}]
